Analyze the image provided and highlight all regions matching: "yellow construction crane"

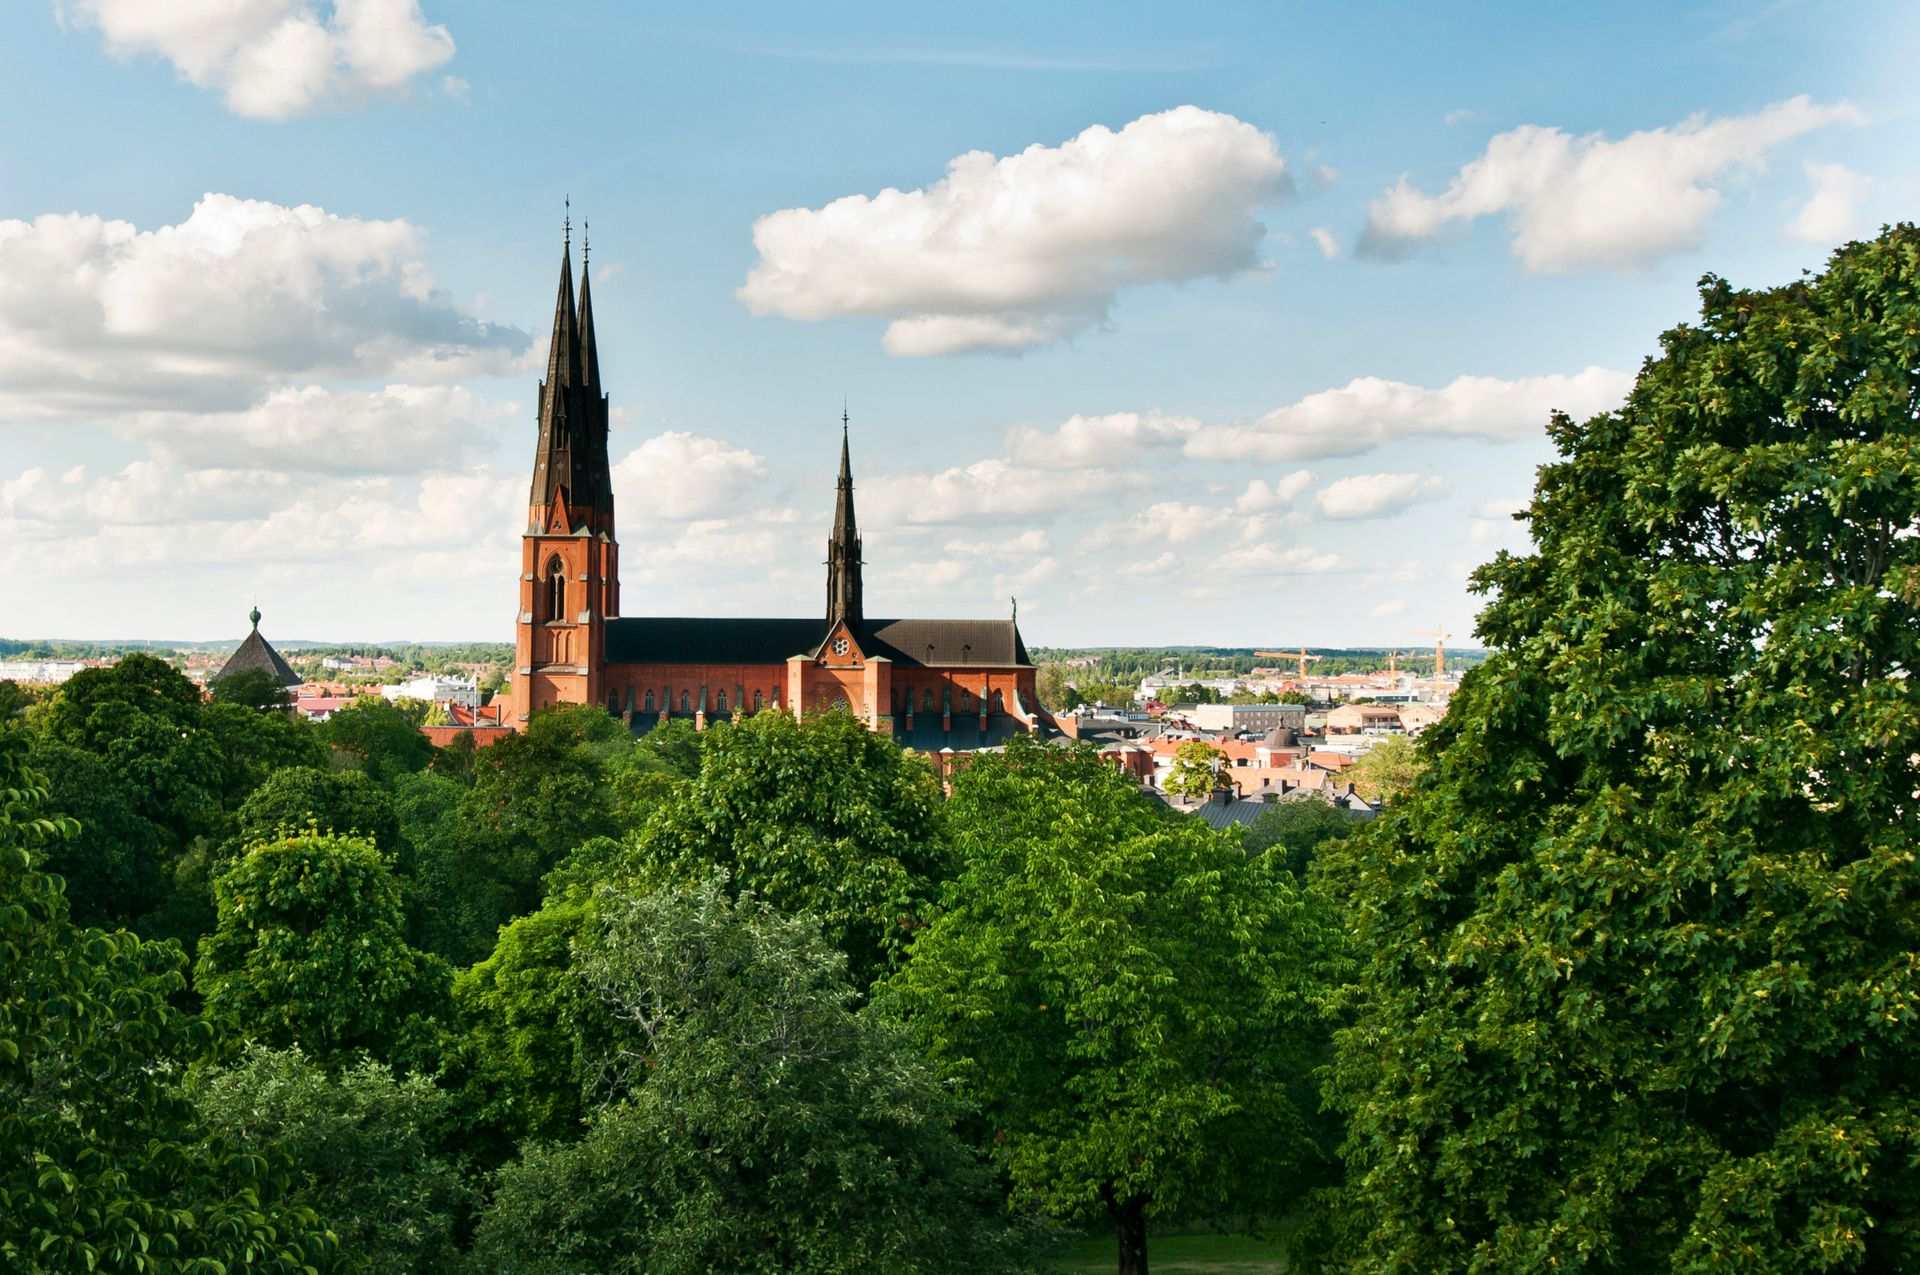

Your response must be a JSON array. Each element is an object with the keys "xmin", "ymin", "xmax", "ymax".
[
  {"xmin": 1411, "ymin": 626, "xmax": 1453, "ymax": 678},
  {"xmin": 1254, "ymin": 647, "xmax": 1325, "ymax": 678},
  {"xmin": 1386, "ymin": 650, "xmax": 1400, "ymax": 674}
]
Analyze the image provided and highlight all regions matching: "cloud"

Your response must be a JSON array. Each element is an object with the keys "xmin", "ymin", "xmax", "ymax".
[
  {"xmin": 1309, "ymin": 227, "xmax": 1339, "ymax": 259},
  {"xmin": 738, "ymin": 106, "xmax": 1292, "ymax": 355},
  {"xmin": 1186, "ymin": 366, "xmax": 1630, "ymax": 462},
  {"xmin": 1362, "ymin": 96, "xmax": 1864, "ymax": 271},
  {"xmin": 1235, "ymin": 471, "xmax": 1314, "ymax": 511},
  {"xmin": 0, "ymin": 193, "xmax": 526, "ymax": 420},
  {"xmin": 1005, "ymin": 410, "xmax": 1199, "ymax": 469},
  {"xmin": 611, "ymin": 431, "xmax": 769, "ymax": 520},
  {"xmin": 1314, "ymin": 473, "xmax": 1446, "ymax": 519},
  {"xmin": 125, "ymin": 384, "xmax": 513, "ymax": 475},
  {"xmin": 861, "ymin": 456, "xmax": 1133, "ymax": 527},
  {"xmin": 63, "ymin": 0, "xmax": 455, "ymax": 120},
  {"xmin": 1211, "ymin": 543, "xmax": 1347, "ymax": 576},
  {"xmin": 1788, "ymin": 161, "xmax": 1872, "ymax": 244}
]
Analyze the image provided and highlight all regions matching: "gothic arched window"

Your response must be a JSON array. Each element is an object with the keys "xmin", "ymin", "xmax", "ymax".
[
  {"xmin": 644, "ymin": 690, "xmax": 654, "ymax": 713},
  {"xmin": 923, "ymin": 688, "xmax": 934, "ymax": 713},
  {"xmin": 680, "ymin": 691, "xmax": 691, "ymax": 713},
  {"xmin": 717, "ymin": 690, "xmax": 728, "ymax": 712},
  {"xmin": 754, "ymin": 690, "xmax": 763, "ymax": 711},
  {"xmin": 546, "ymin": 556, "xmax": 567, "ymax": 623}
]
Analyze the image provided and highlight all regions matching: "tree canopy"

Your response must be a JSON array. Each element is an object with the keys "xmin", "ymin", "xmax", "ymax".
[
  {"xmin": 1319, "ymin": 226, "xmax": 1920, "ymax": 1272},
  {"xmin": 892, "ymin": 739, "xmax": 1335, "ymax": 1275}
]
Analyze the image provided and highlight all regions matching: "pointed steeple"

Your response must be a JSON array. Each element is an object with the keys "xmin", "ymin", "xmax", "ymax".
[
  {"xmin": 825, "ymin": 408, "xmax": 863, "ymax": 628},
  {"xmin": 577, "ymin": 220, "xmax": 601, "ymax": 396},
  {"xmin": 530, "ymin": 224, "xmax": 579, "ymax": 513}
]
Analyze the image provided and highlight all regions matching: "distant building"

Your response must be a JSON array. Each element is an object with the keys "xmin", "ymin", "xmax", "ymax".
[
  {"xmin": 0, "ymin": 659, "xmax": 88, "ymax": 684},
  {"xmin": 1175, "ymin": 702, "xmax": 1307, "ymax": 735},
  {"xmin": 211, "ymin": 608, "xmax": 302, "ymax": 690},
  {"xmin": 381, "ymin": 674, "xmax": 480, "ymax": 708}
]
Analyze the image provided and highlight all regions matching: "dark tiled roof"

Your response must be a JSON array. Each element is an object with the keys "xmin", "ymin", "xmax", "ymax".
[
  {"xmin": 605, "ymin": 618, "xmax": 824, "ymax": 665},
  {"xmin": 893, "ymin": 715, "xmax": 1029, "ymax": 752},
  {"xmin": 214, "ymin": 630, "xmax": 302, "ymax": 687},
  {"xmin": 858, "ymin": 618, "xmax": 1030, "ymax": 668},
  {"xmin": 605, "ymin": 616, "xmax": 1032, "ymax": 669}
]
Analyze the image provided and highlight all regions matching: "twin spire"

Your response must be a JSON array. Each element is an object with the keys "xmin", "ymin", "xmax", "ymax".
[{"xmin": 529, "ymin": 214, "xmax": 611, "ymax": 523}]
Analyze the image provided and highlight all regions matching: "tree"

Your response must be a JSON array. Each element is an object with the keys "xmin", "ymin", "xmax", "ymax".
[
  {"xmin": 1241, "ymin": 796, "xmax": 1362, "ymax": 878},
  {"xmin": 891, "ymin": 739, "xmax": 1335, "ymax": 1275},
  {"xmin": 40, "ymin": 653, "xmax": 223, "ymax": 850},
  {"xmin": 316, "ymin": 696, "xmax": 434, "ymax": 781},
  {"xmin": 473, "ymin": 877, "xmax": 1031, "ymax": 1274},
  {"xmin": 208, "ymin": 666, "xmax": 294, "ymax": 711},
  {"xmin": 1162, "ymin": 739, "xmax": 1226, "ymax": 800},
  {"xmin": 0, "ymin": 729, "xmax": 336, "ymax": 1273},
  {"xmin": 1341, "ymin": 734, "xmax": 1425, "ymax": 804},
  {"xmin": 202, "ymin": 698, "xmax": 327, "ymax": 811},
  {"xmin": 1036, "ymin": 662, "xmax": 1083, "ymax": 712},
  {"xmin": 1319, "ymin": 228, "xmax": 1920, "ymax": 1272},
  {"xmin": 224, "ymin": 766, "xmax": 403, "ymax": 868},
  {"xmin": 189, "ymin": 1044, "xmax": 470, "ymax": 1274},
  {"xmin": 455, "ymin": 705, "xmax": 625, "ymax": 938},
  {"xmin": 450, "ymin": 888, "xmax": 597, "ymax": 1153},
  {"xmin": 626, "ymin": 708, "xmax": 949, "ymax": 985},
  {"xmin": 196, "ymin": 830, "xmax": 451, "ymax": 1067},
  {"xmin": 25, "ymin": 738, "xmax": 166, "ymax": 927},
  {"xmin": 392, "ymin": 770, "xmax": 497, "ymax": 965}
]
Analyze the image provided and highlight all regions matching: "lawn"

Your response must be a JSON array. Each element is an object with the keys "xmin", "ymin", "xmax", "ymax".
[{"xmin": 1048, "ymin": 1232, "xmax": 1289, "ymax": 1273}]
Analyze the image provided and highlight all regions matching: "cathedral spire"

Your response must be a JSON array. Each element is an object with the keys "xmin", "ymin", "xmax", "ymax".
[
  {"xmin": 577, "ymin": 219, "xmax": 601, "ymax": 396},
  {"xmin": 529, "ymin": 231, "xmax": 580, "ymax": 512},
  {"xmin": 825, "ymin": 410, "xmax": 863, "ymax": 628}
]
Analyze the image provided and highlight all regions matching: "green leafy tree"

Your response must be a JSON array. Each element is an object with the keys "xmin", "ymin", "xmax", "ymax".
[
  {"xmin": 627, "ymin": 708, "xmax": 949, "ymax": 984},
  {"xmin": 892, "ymin": 739, "xmax": 1335, "ymax": 1275},
  {"xmin": 1320, "ymin": 227, "xmax": 1920, "ymax": 1272},
  {"xmin": 40, "ymin": 653, "xmax": 222, "ymax": 849},
  {"xmin": 203, "ymin": 698, "xmax": 327, "ymax": 810},
  {"xmin": 450, "ymin": 887, "xmax": 597, "ymax": 1153},
  {"xmin": 473, "ymin": 876, "xmax": 1032, "ymax": 1274},
  {"xmin": 196, "ymin": 830, "xmax": 451, "ymax": 1067},
  {"xmin": 224, "ymin": 766, "xmax": 403, "ymax": 867},
  {"xmin": 1241, "ymin": 796, "xmax": 1362, "ymax": 878},
  {"xmin": 25, "ymin": 738, "xmax": 167, "ymax": 927},
  {"xmin": 393, "ymin": 770, "xmax": 498, "ymax": 964},
  {"xmin": 1036, "ymin": 662, "xmax": 1083, "ymax": 712},
  {"xmin": 1162, "ymin": 739, "xmax": 1226, "ymax": 800},
  {"xmin": 209, "ymin": 666, "xmax": 295, "ymax": 711},
  {"xmin": 189, "ymin": 1044, "xmax": 471, "ymax": 1274},
  {"xmin": 1341, "ymin": 733, "xmax": 1425, "ymax": 804},
  {"xmin": 455, "ymin": 705, "xmax": 625, "ymax": 940},
  {"xmin": 316, "ymin": 695, "xmax": 434, "ymax": 781},
  {"xmin": 0, "ymin": 730, "xmax": 336, "ymax": 1273}
]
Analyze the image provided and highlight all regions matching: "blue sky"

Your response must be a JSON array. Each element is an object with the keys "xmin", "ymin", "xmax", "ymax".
[{"xmin": 1, "ymin": 1, "xmax": 1913, "ymax": 647}]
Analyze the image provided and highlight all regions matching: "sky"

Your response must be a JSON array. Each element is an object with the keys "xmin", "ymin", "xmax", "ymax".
[{"xmin": 1, "ymin": 1, "xmax": 1914, "ymax": 648}]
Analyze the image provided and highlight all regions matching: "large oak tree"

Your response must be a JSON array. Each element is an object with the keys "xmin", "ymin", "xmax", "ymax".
[{"xmin": 1320, "ymin": 227, "xmax": 1920, "ymax": 1271}]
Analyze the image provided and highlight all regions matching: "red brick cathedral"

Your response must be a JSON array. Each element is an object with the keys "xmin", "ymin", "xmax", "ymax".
[{"xmin": 510, "ymin": 235, "xmax": 1048, "ymax": 749}]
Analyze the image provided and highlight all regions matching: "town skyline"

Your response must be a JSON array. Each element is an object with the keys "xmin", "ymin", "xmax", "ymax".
[{"xmin": 2, "ymin": 2, "xmax": 1913, "ymax": 647}]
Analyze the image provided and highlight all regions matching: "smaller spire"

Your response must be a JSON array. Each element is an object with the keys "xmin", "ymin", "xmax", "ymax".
[
  {"xmin": 582, "ymin": 217, "xmax": 589, "ymax": 267},
  {"xmin": 563, "ymin": 194, "xmax": 571, "ymax": 250}
]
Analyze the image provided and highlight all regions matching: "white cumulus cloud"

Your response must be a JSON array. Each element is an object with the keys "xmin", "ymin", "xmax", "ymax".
[
  {"xmin": 861, "ymin": 456, "xmax": 1132, "ymax": 527},
  {"xmin": 1362, "ymin": 95, "xmax": 1863, "ymax": 272},
  {"xmin": 738, "ymin": 106, "xmax": 1292, "ymax": 356},
  {"xmin": 1315, "ymin": 473, "xmax": 1446, "ymax": 520},
  {"xmin": 0, "ymin": 193, "xmax": 525, "ymax": 420},
  {"xmin": 126, "ymin": 384, "xmax": 513, "ymax": 475},
  {"xmin": 63, "ymin": 0, "xmax": 455, "ymax": 120},
  {"xmin": 1788, "ymin": 162, "xmax": 1872, "ymax": 245},
  {"xmin": 1186, "ymin": 366, "xmax": 1630, "ymax": 462},
  {"xmin": 612, "ymin": 431, "xmax": 770, "ymax": 521},
  {"xmin": 1005, "ymin": 410, "xmax": 1200, "ymax": 469}
]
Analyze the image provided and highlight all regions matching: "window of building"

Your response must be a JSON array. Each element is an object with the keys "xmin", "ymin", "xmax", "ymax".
[
  {"xmin": 680, "ymin": 691, "xmax": 690, "ymax": 713},
  {"xmin": 644, "ymin": 690, "xmax": 654, "ymax": 713},
  {"xmin": 546, "ymin": 556, "xmax": 566, "ymax": 622},
  {"xmin": 754, "ymin": 690, "xmax": 763, "ymax": 711},
  {"xmin": 991, "ymin": 690, "xmax": 1004, "ymax": 712},
  {"xmin": 923, "ymin": 688, "xmax": 934, "ymax": 713},
  {"xmin": 717, "ymin": 690, "xmax": 728, "ymax": 712}
]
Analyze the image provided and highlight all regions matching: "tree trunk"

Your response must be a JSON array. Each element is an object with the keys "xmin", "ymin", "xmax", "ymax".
[{"xmin": 1110, "ymin": 1193, "xmax": 1149, "ymax": 1275}]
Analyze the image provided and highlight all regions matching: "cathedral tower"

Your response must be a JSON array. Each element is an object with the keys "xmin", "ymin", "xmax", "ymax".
[
  {"xmin": 824, "ymin": 411, "xmax": 863, "ymax": 628},
  {"xmin": 512, "ymin": 225, "xmax": 619, "ymax": 724}
]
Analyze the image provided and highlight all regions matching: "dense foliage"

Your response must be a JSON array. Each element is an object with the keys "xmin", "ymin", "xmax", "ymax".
[{"xmin": 1319, "ymin": 227, "xmax": 1920, "ymax": 1271}]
